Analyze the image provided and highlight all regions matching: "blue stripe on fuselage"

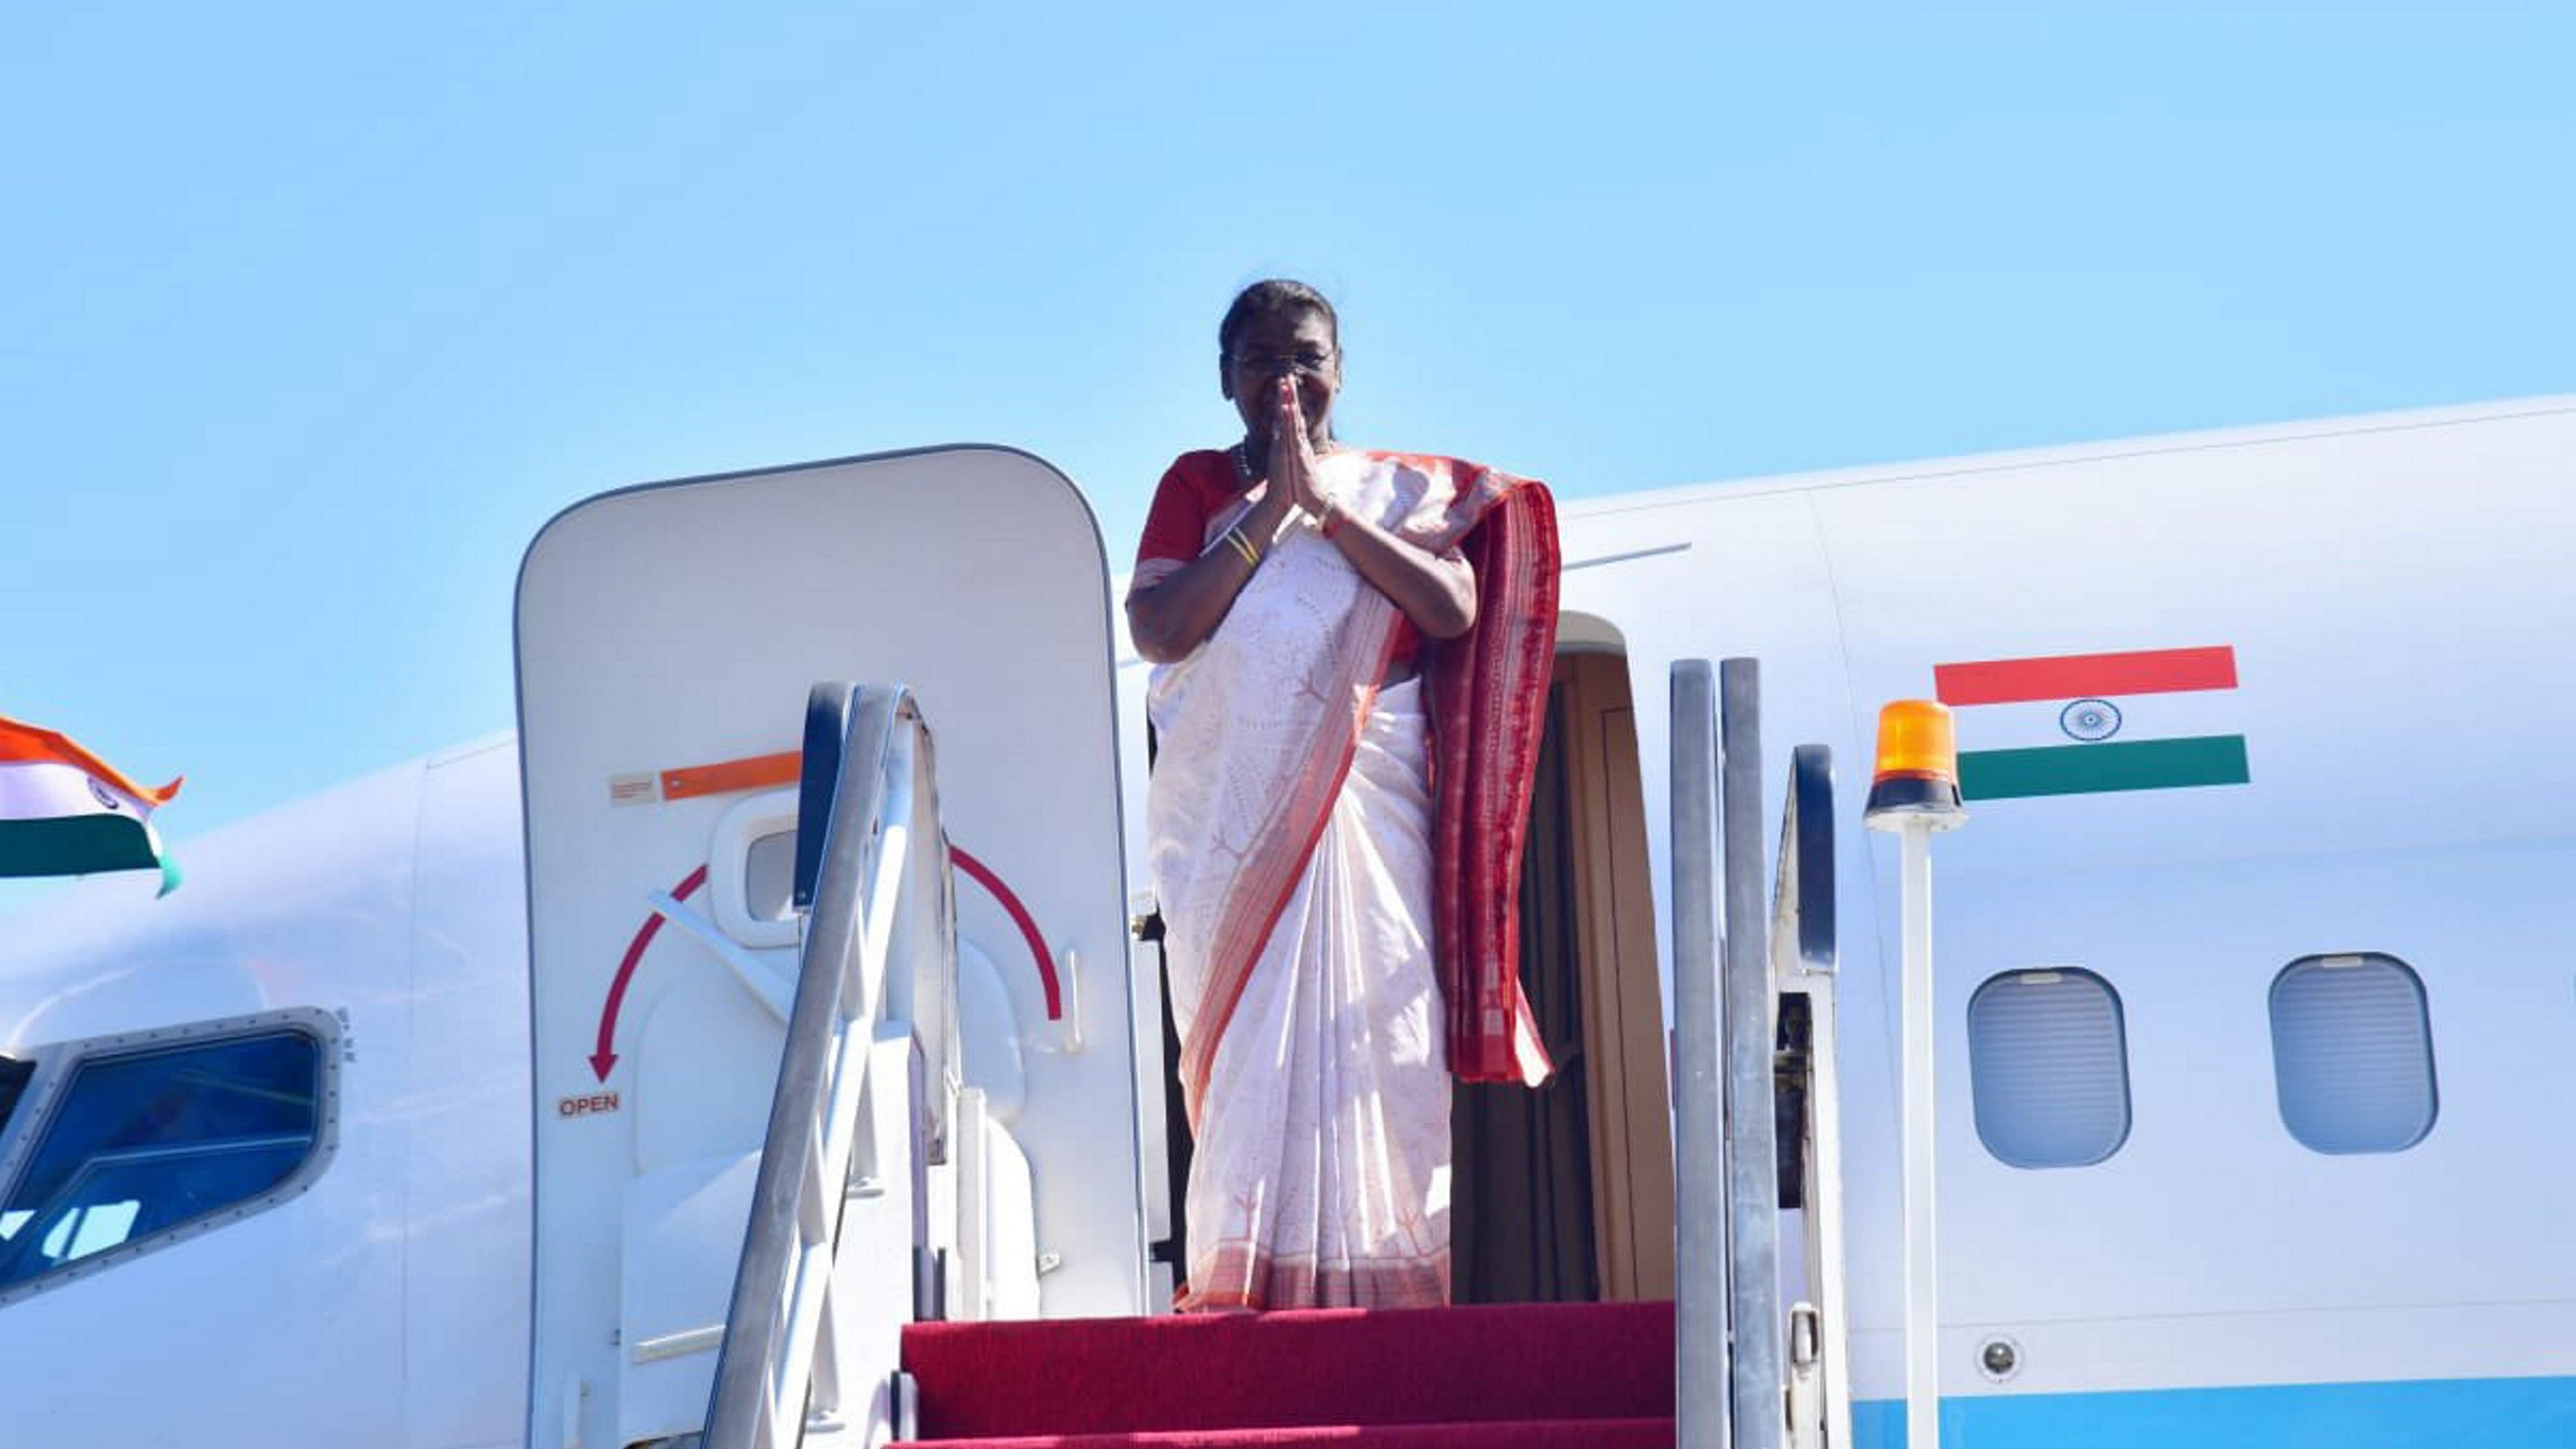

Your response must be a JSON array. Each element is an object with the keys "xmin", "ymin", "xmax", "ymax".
[{"xmin": 1855, "ymin": 1377, "xmax": 2576, "ymax": 1448}]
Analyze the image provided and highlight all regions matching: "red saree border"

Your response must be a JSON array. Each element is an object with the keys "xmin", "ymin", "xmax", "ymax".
[
  {"xmin": 1180, "ymin": 1238, "xmax": 1450, "ymax": 1314},
  {"xmin": 1178, "ymin": 624, "xmax": 1403, "ymax": 1128}
]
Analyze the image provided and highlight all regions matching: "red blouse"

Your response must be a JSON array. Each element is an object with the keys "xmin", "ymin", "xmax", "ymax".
[{"xmin": 1134, "ymin": 450, "xmax": 1245, "ymax": 569}]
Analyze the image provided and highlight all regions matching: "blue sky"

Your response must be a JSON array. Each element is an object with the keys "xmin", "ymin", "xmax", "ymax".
[{"xmin": 5, "ymin": 1, "xmax": 2571, "ymax": 905}]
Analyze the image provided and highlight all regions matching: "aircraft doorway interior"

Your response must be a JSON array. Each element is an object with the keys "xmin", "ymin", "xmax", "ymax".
[{"xmin": 1455, "ymin": 645, "xmax": 1675, "ymax": 1305}]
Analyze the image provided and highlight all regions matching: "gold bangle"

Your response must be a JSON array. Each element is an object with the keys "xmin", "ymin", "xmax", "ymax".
[{"xmin": 1224, "ymin": 526, "xmax": 1260, "ymax": 566}]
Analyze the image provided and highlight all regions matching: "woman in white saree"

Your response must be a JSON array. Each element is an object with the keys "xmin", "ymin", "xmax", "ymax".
[{"xmin": 1127, "ymin": 281, "xmax": 1560, "ymax": 1311}]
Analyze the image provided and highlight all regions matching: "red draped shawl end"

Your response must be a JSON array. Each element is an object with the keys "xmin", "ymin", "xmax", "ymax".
[{"xmin": 1427, "ymin": 479, "xmax": 1561, "ymax": 1086}]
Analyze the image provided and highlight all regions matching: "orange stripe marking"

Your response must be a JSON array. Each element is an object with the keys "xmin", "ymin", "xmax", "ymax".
[{"xmin": 659, "ymin": 750, "xmax": 801, "ymax": 801}]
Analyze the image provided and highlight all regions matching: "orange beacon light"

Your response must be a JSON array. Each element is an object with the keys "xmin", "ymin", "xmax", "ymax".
[{"xmin": 1864, "ymin": 700, "xmax": 1967, "ymax": 826}]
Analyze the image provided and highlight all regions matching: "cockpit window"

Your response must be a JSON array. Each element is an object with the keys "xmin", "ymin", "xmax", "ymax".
[
  {"xmin": 0, "ymin": 1024, "xmax": 330, "ymax": 1292},
  {"xmin": 0, "ymin": 1056, "xmax": 32, "ymax": 1139}
]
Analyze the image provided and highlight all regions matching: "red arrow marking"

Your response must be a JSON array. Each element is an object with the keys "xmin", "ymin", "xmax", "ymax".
[
  {"xmin": 606, "ymin": 743, "xmax": 1065, "ymax": 1026},
  {"xmin": 950, "ymin": 847, "xmax": 1062, "ymax": 1022},
  {"xmin": 591, "ymin": 848, "xmax": 1061, "ymax": 1084},
  {"xmin": 592, "ymin": 865, "xmax": 708, "ymax": 1082}
]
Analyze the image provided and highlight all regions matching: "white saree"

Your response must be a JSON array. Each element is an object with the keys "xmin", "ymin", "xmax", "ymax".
[{"xmin": 1144, "ymin": 453, "xmax": 1465, "ymax": 1310}]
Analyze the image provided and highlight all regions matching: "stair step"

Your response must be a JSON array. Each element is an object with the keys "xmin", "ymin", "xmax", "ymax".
[
  {"xmin": 903, "ymin": 1300, "xmax": 1674, "ymax": 1439},
  {"xmin": 894, "ymin": 1415, "xmax": 1675, "ymax": 1448}
]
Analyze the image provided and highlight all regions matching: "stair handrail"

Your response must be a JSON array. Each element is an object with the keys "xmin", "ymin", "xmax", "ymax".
[
  {"xmin": 1669, "ymin": 660, "xmax": 1727, "ymax": 1449},
  {"xmin": 1771, "ymin": 744, "xmax": 1852, "ymax": 1449},
  {"xmin": 1769, "ymin": 744, "xmax": 1834, "ymax": 981},
  {"xmin": 1718, "ymin": 660, "xmax": 1787, "ymax": 1449},
  {"xmin": 704, "ymin": 681, "xmax": 957, "ymax": 1449},
  {"xmin": 1681, "ymin": 660, "xmax": 1833, "ymax": 1449}
]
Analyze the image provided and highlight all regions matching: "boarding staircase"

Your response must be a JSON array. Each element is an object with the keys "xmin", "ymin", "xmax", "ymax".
[{"xmin": 695, "ymin": 662, "xmax": 1847, "ymax": 1449}]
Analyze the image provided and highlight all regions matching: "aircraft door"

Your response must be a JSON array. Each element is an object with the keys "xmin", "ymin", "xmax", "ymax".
[{"xmin": 515, "ymin": 447, "xmax": 1141, "ymax": 1448}]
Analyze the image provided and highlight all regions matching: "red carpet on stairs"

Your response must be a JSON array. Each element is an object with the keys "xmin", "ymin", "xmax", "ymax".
[{"xmin": 896, "ymin": 1300, "xmax": 1674, "ymax": 1447}]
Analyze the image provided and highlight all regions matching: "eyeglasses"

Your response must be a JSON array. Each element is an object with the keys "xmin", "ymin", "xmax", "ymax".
[{"xmin": 1227, "ymin": 348, "xmax": 1336, "ymax": 378}]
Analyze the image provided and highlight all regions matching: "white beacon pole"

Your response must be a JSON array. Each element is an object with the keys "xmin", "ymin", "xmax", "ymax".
[{"xmin": 1863, "ymin": 700, "xmax": 1967, "ymax": 1449}]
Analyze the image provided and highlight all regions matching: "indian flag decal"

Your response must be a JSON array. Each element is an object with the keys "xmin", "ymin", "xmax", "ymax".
[
  {"xmin": 0, "ymin": 715, "xmax": 184, "ymax": 896},
  {"xmin": 1934, "ymin": 646, "xmax": 2249, "ymax": 800}
]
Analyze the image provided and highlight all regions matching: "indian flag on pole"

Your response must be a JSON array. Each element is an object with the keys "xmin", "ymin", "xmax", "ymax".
[
  {"xmin": 1934, "ymin": 646, "xmax": 2249, "ymax": 800},
  {"xmin": 0, "ymin": 715, "xmax": 184, "ymax": 896}
]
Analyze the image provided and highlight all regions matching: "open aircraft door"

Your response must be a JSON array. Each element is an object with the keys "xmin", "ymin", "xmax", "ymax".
[{"xmin": 516, "ymin": 447, "xmax": 1143, "ymax": 1448}]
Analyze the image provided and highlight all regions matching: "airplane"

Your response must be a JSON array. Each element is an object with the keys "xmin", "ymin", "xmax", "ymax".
[{"xmin": 1, "ymin": 391, "xmax": 2571, "ymax": 1449}]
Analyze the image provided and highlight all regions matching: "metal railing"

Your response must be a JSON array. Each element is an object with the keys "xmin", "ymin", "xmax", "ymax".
[
  {"xmin": 1673, "ymin": 660, "xmax": 1846, "ymax": 1449},
  {"xmin": 1671, "ymin": 660, "xmax": 1727, "ymax": 1449},
  {"xmin": 1719, "ymin": 660, "xmax": 1787, "ymax": 1449},
  {"xmin": 1770, "ymin": 745, "xmax": 1834, "ymax": 978},
  {"xmin": 703, "ymin": 682, "xmax": 959, "ymax": 1449},
  {"xmin": 1771, "ymin": 744, "xmax": 1850, "ymax": 1449}
]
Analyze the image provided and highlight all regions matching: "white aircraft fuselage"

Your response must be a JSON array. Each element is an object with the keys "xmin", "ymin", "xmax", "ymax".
[{"xmin": 3, "ymin": 394, "xmax": 2571, "ymax": 1448}]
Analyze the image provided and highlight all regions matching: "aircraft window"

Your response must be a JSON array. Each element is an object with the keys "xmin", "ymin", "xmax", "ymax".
[
  {"xmin": 0, "ymin": 1054, "xmax": 32, "ymax": 1137},
  {"xmin": 2270, "ymin": 954, "xmax": 2437, "ymax": 1154},
  {"xmin": 1966, "ymin": 968, "xmax": 2131, "ymax": 1169},
  {"xmin": 745, "ymin": 827, "xmax": 798, "ymax": 922},
  {"xmin": 0, "ymin": 1027, "xmax": 327, "ymax": 1291}
]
